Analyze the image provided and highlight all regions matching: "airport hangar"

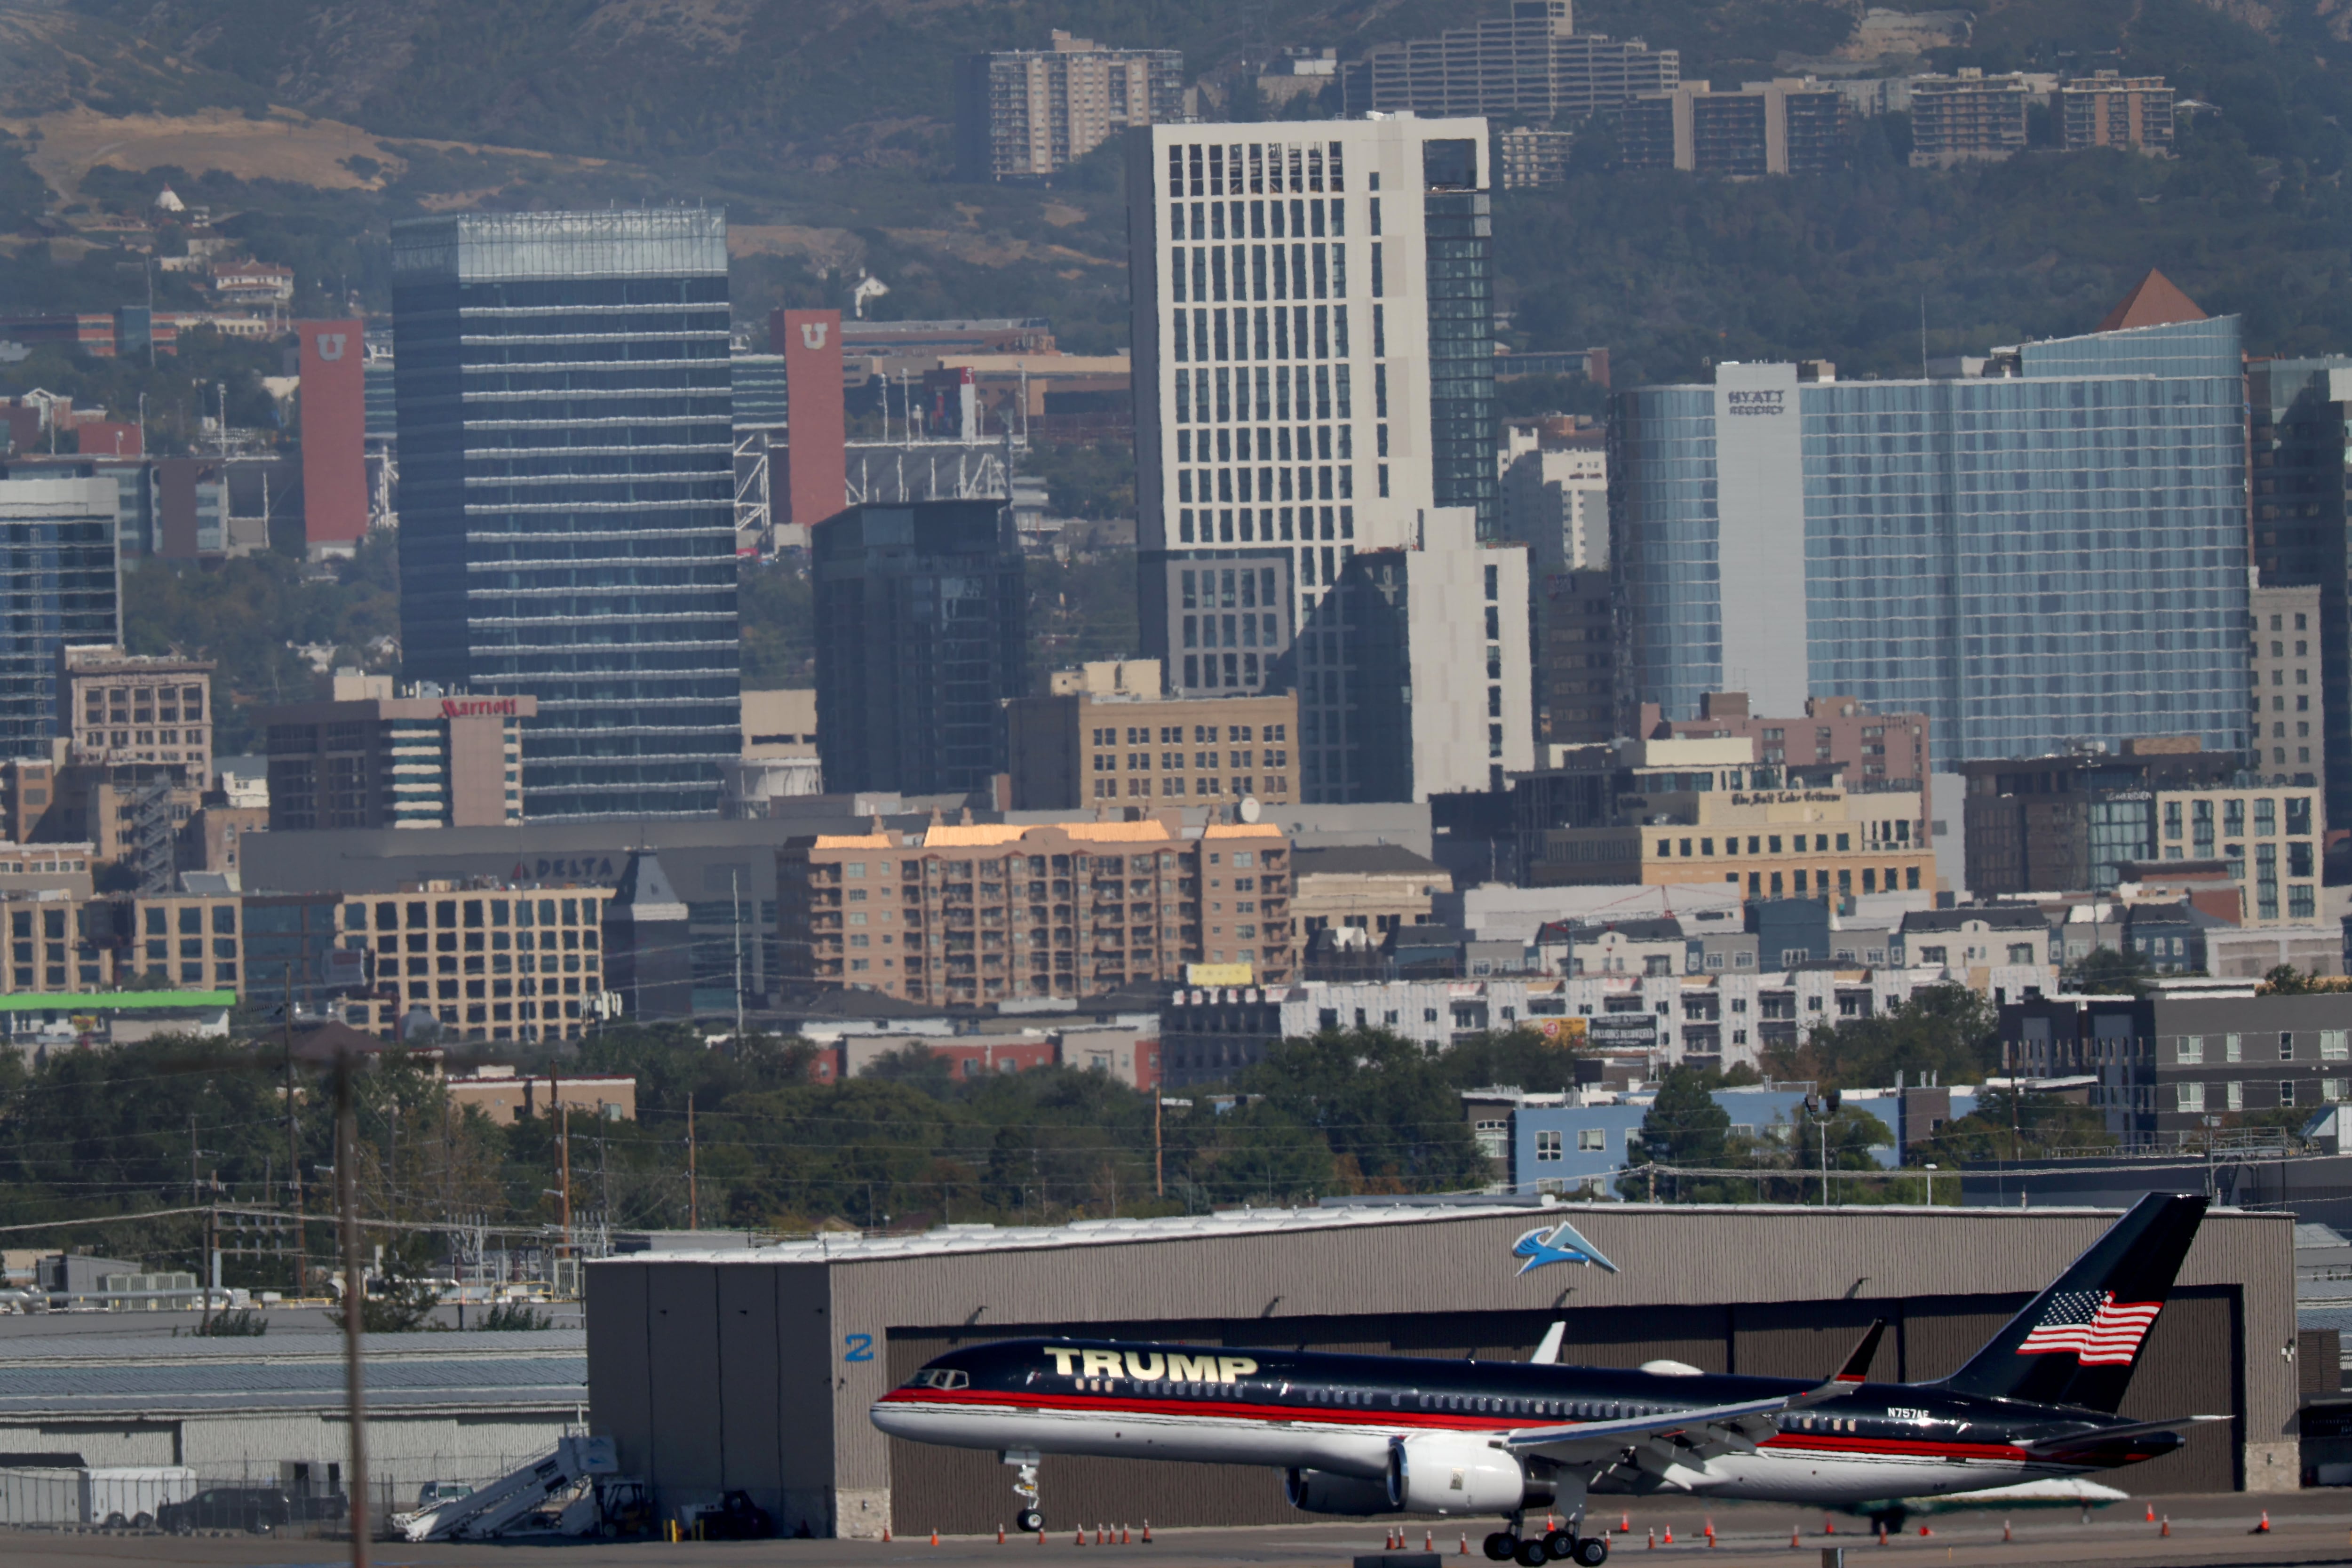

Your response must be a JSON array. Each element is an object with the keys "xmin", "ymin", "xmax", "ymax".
[{"xmin": 584, "ymin": 1200, "xmax": 2295, "ymax": 1539}]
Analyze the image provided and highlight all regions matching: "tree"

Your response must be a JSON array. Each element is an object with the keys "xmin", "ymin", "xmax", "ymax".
[
  {"xmin": 2066, "ymin": 947, "xmax": 2156, "ymax": 995},
  {"xmin": 1433, "ymin": 1028, "xmax": 1585, "ymax": 1094},
  {"xmin": 2264, "ymin": 963, "xmax": 2313, "ymax": 995},
  {"xmin": 1764, "ymin": 985, "xmax": 2000, "ymax": 1089},
  {"xmin": 1240, "ymin": 1030, "xmax": 1490, "ymax": 1193},
  {"xmin": 1632, "ymin": 1067, "xmax": 1731, "ymax": 1172}
]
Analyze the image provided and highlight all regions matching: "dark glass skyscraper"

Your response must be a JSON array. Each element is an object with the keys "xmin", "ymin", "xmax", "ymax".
[
  {"xmin": 0, "ymin": 478, "xmax": 119, "ymax": 749},
  {"xmin": 390, "ymin": 210, "xmax": 739, "ymax": 819},
  {"xmin": 2248, "ymin": 357, "xmax": 2352, "ymax": 829}
]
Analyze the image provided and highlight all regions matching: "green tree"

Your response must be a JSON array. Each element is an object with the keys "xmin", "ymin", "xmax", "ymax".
[
  {"xmin": 1765, "ymin": 985, "xmax": 2002, "ymax": 1090},
  {"xmin": 2068, "ymin": 947, "xmax": 2158, "ymax": 995},
  {"xmin": 1620, "ymin": 1067, "xmax": 1733, "ymax": 1201},
  {"xmin": 1240, "ymin": 1030, "xmax": 1489, "ymax": 1193}
]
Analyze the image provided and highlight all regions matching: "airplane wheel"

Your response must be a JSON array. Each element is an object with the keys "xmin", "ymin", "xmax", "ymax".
[
  {"xmin": 1514, "ymin": 1537, "xmax": 1550, "ymax": 1568},
  {"xmin": 1572, "ymin": 1537, "xmax": 1608, "ymax": 1567},
  {"xmin": 1541, "ymin": 1529, "xmax": 1574, "ymax": 1560},
  {"xmin": 1017, "ymin": 1510, "xmax": 1044, "ymax": 1535},
  {"xmin": 1483, "ymin": 1531, "xmax": 1516, "ymax": 1560}
]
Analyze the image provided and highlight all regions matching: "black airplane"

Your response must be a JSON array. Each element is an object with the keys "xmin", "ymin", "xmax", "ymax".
[{"xmin": 872, "ymin": 1194, "xmax": 2225, "ymax": 1566}]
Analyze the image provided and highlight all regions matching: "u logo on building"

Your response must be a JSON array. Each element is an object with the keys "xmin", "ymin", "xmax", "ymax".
[
  {"xmin": 316, "ymin": 333, "xmax": 347, "ymax": 361},
  {"xmin": 801, "ymin": 322, "xmax": 829, "ymax": 350}
]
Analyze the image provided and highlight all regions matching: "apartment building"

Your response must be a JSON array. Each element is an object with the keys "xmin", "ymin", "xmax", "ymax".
[
  {"xmin": 1497, "ymin": 127, "xmax": 1574, "ymax": 189},
  {"xmin": 2061, "ymin": 72, "xmax": 2174, "ymax": 155},
  {"xmin": 1907, "ymin": 70, "xmax": 2031, "ymax": 167},
  {"xmin": 1619, "ymin": 80, "xmax": 1850, "ymax": 176},
  {"xmin": 1343, "ymin": 0, "xmax": 1677, "ymax": 121},
  {"xmin": 954, "ymin": 31, "xmax": 1185, "ymax": 183},
  {"xmin": 776, "ymin": 816, "xmax": 1294, "ymax": 1006},
  {"xmin": 2152, "ymin": 776, "xmax": 2322, "ymax": 927},
  {"xmin": 2002, "ymin": 986, "xmax": 2352, "ymax": 1147},
  {"xmin": 1004, "ymin": 660, "xmax": 1298, "ymax": 810},
  {"xmin": 2249, "ymin": 582, "xmax": 2321, "ymax": 786},
  {"xmin": 258, "ymin": 672, "xmax": 530, "ymax": 830}
]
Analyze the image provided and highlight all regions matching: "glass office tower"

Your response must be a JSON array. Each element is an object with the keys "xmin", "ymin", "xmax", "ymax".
[
  {"xmin": 391, "ymin": 210, "xmax": 739, "ymax": 819},
  {"xmin": 0, "ymin": 478, "xmax": 119, "ymax": 749},
  {"xmin": 1613, "ymin": 314, "xmax": 2249, "ymax": 764}
]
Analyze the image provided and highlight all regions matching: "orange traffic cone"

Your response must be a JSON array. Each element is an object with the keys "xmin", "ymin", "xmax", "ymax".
[
  {"xmin": 2144, "ymin": 1504, "xmax": 2155, "ymax": 1523},
  {"xmin": 1459, "ymin": 1533, "xmax": 1469, "ymax": 1555},
  {"xmin": 2002, "ymin": 1520, "xmax": 2011, "ymax": 1543},
  {"xmin": 1875, "ymin": 1522, "xmax": 1887, "ymax": 1546},
  {"xmin": 1120, "ymin": 1526, "xmax": 1130, "ymax": 1545},
  {"xmin": 883, "ymin": 1528, "xmax": 893, "ymax": 1543},
  {"xmin": 999, "ymin": 1526, "xmax": 1006, "ymax": 1545},
  {"xmin": 2160, "ymin": 1517, "xmax": 2170, "ymax": 1538},
  {"xmin": 1141, "ymin": 1522, "xmax": 1152, "ymax": 1544},
  {"xmin": 1074, "ymin": 1528, "xmax": 1085, "ymax": 1546},
  {"xmin": 2253, "ymin": 1512, "xmax": 2272, "ymax": 1535},
  {"xmin": 1426, "ymin": 1531, "xmax": 1435, "ymax": 1551},
  {"xmin": 1789, "ymin": 1525, "xmax": 1801, "ymax": 1549},
  {"xmin": 1096, "ymin": 1526, "xmax": 1106, "ymax": 1546},
  {"xmin": 1663, "ymin": 1527, "xmax": 1674, "ymax": 1544},
  {"xmin": 1916, "ymin": 1525, "xmax": 1931, "ymax": 1537},
  {"xmin": 931, "ymin": 1529, "xmax": 940, "ymax": 1546},
  {"xmin": 1824, "ymin": 1518, "xmax": 1836, "ymax": 1535},
  {"xmin": 1645, "ymin": 1527, "xmax": 1656, "ymax": 1550},
  {"xmin": 1621, "ymin": 1514, "xmax": 1631, "ymax": 1534}
]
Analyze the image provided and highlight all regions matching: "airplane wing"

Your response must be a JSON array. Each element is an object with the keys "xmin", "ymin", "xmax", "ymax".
[
  {"xmin": 1504, "ymin": 1320, "xmax": 1882, "ymax": 1477},
  {"xmin": 2021, "ymin": 1414, "xmax": 2230, "ymax": 1455}
]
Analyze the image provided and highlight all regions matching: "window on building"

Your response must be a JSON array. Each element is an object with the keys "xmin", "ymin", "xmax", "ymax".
[
  {"xmin": 1535, "ymin": 1130, "xmax": 1563, "ymax": 1162},
  {"xmin": 1576, "ymin": 1129, "xmax": 1605, "ymax": 1152},
  {"xmin": 2176, "ymin": 1082, "xmax": 2204, "ymax": 1113}
]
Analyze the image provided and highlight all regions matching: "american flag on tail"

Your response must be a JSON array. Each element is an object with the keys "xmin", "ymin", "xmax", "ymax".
[{"xmin": 2016, "ymin": 1289, "xmax": 2162, "ymax": 1365}]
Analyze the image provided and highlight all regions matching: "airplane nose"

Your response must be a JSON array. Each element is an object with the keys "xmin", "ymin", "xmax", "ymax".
[{"xmin": 870, "ymin": 1401, "xmax": 921, "ymax": 1436}]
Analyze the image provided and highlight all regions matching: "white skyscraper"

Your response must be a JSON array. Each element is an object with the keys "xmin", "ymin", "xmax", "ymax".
[{"xmin": 1124, "ymin": 114, "xmax": 1531, "ymax": 801}]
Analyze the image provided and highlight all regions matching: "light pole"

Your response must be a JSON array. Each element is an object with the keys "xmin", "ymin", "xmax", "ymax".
[
  {"xmin": 1923, "ymin": 1162, "xmax": 1938, "ymax": 1207},
  {"xmin": 1802, "ymin": 1089, "xmax": 1843, "ymax": 1206}
]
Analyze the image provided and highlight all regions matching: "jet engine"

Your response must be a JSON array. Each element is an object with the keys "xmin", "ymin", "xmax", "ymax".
[
  {"xmin": 1285, "ymin": 1467, "xmax": 1394, "ymax": 1516},
  {"xmin": 1385, "ymin": 1434, "xmax": 1535, "ymax": 1515}
]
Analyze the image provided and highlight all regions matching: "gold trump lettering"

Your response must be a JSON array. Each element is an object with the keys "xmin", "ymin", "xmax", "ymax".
[{"xmin": 1045, "ymin": 1348, "xmax": 1258, "ymax": 1384}]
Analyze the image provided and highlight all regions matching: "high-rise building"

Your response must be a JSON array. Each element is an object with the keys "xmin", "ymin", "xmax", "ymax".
[
  {"xmin": 1618, "ymin": 80, "xmax": 1851, "ymax": 176},
  {"xmin": 2246, "ymin": 358, "xmax": 2352, "ymax": 829},
  {"xmin": 955, "ymin": 32, "xmax": 1185, "ymax": 183},
  {"xmin": 2249, "ymin": 583, "xmax": 2323, "ymax": 789},
  {"xmin": 295, "ymin": 318, "xmax": 367, "ymax": 558},
  {"xmin": 1612, "ymin": 273, "xmax": 2248, "ymax": 767},
  {"xmin": 1125, "ymin": 116, "xmax": 1526, "ymax": 800},
  {"xmin": 389, "ymin": 209, "xmax": 740, "ymax": 820},
  {"xmin": 256, "ymin": 672, "xmax": 530, "ymax": 830},
  {"xmin": 1500, "ymin": 423, "xmax": 1609, "ymax": 742},
  {"xmin": 0, "ymin": 479, "xmax": 119, "ymax": 753},
  {"xmin": 1907, "ymin": 69, "xmax": 2032, "ymax": 167},
  {"xmin": 1343, "ymin": 0, "xmax": 1677, "ymax": 122},
  {"xmin": 811, "ymin": 499, "xmax": 1025, "ymax": 798},
  {"xmin": 2061, "ymin": 72, "xmax": 2175, "ymax": 155}
]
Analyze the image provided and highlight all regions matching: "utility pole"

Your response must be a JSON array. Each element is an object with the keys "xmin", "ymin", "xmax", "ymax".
[
  {"xmin": 559, "ymin": 1098, "xmax": 572, "ymax": 1261},
  {"xmin": 334, "ymin": 1052, "xmax": 371, "ymax": 1568},
  {"xmin": 1154, "ymin": 1094, "xmax": 1164, "ymax": 1199},
  {"xmin": 687, "ymin": 1092, "xmax": 699, "ymax": 1231},
  {"xmin": 189, "ymin": 1111, "xmax": 199, "ymax": 1206},
  {"xmin": 286, "ymin": 981, "xmax": 303, "ymax": 1297},
  {"xmin": 731, "ymin": 870, "xmax": 746, "ymax": 1043}
]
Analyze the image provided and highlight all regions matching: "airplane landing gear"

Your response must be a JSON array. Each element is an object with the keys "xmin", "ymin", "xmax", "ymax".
[
  {"xmin": 1487, "ymin": 1502, "xmax": 1604, "ymax": 1566},
  {"xmin": 1483, "ymin": 1531, "xmax": 1515, "ymax": 1560},
  {"xmin": 1003, "ymin": 1449, "xmax": 1043, "ymax": 1534},
  {"xmin": 1571, "ymin": 1537, "xmax": 1608, "ymax": 1566}
]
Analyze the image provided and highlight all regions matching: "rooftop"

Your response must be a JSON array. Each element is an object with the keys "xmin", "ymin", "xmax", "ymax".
[{"xmin": 1292, "ymin": 844, "xmax": 1447, "ymax": 877}]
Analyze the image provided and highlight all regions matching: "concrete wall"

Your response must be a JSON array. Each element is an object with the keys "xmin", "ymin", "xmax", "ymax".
[{"xmin": 586, "ymin": 1203, "xmax": 2294, "ymax": 1535}]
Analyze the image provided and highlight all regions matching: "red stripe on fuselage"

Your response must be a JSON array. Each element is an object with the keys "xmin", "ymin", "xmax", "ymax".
[{"xmin": 874, "ymin": 1388, "xmax": 2036, "ymax": 1463}]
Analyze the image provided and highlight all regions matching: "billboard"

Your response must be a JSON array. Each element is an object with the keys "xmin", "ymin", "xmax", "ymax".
[
  {"xmin": 773, "ymin": 307, "xmax": 845, "ymax": 532},
  {"xmin": 298, "ymin": 319, "xmax": 367, "ymax": 552}
]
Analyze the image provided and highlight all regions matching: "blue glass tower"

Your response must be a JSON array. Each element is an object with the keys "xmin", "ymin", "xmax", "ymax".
[
  {"xmin": 390, "ymin": 210, "xmax": 740, "ymax": 819},
  {"xmin": 1613, "ymin": 314, "xmax": 2249, "ymax": 764},
  {"xmin": 0, "ymin": 478, "xmax": 119, "ymax": 749}
]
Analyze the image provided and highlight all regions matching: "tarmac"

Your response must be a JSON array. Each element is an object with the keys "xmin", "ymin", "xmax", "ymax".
[{"xmin": 8, "ymin": 1494, "xmax": 2352, "ymax": 1568}]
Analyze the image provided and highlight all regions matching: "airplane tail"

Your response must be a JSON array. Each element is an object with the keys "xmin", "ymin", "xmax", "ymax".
[{"xmin": 1930, "ymin": 1194, "xmax": 2207, "ymax": 1413}]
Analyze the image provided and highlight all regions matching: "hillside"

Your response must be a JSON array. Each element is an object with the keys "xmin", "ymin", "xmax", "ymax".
[{"xmin": 0, "ymin": 0, "xmax": 2350, "ymax": 382}]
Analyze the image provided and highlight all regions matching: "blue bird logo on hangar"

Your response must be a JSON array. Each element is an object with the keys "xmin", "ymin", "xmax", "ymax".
[{"xmin": 1511, "ymin": 1218, "xmax": 1620, "ymax": 1276}]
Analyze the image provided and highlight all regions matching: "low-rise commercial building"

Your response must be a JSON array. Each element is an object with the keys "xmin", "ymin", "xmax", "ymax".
[
  {"xmin": 328, "ymin": 885, "xmax": 611, "ymax": 1043},
  {"xmin": 1004, "ymin": 660, "xmax": 1298, "ymax": 809},
  {"xmin": 1290, "ymin": 843, "xmax": 1452, "ymax": 937},
  {"xmin": 1960, "ymin": 739, "xmax": 2243, "ymax": 897},
  {"xmin": 1515, "ymin": 735, "xmax": 1933, "ymax": 897},
  {"xmin": 777, "ymin": 814, "xmax": 1294, "ymax": 1006},
  {"xmin": 444, "ymin": 1066, "xmax": 638, "ymax": 1123},
  {"xmin": 1641, "ymin": 692, "xmax": 1931, "ymax": 810}
]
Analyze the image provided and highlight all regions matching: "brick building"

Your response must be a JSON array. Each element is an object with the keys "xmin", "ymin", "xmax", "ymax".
[{"xmin": 1004, "ymin": 660, "xmax": 1298, "ymax": 809}]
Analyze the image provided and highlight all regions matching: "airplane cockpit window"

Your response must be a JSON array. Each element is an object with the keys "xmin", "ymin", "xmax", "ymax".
[{"xmin": 906, "ymin": 1369, "xmax": 970, "ymax": 1390}]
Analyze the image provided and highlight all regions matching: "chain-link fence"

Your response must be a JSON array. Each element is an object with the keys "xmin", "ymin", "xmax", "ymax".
[{"xmin": 0, "ymin": 1456, "xmax": 569, "ymax": 1538}]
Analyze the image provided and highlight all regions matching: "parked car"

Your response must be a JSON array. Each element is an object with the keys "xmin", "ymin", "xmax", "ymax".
[
  {"xmin": 156, "ymin": 1487, "xmax": 294, "ymax": 1535},
  {"xmin": 414, "ymin": 1481, "xmax": 473, "ymax": 1510},
  {"xmin": 686, "ymin": 1491, "xmax": 773, "ymax": 1541}
]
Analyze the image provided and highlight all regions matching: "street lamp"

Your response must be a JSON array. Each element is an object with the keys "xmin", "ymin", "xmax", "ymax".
[
  {"xmin": 1923, "ymin": 1162, "xmax": 1939, "ymax": 1207},
  {"xmin": 1802, "ymin": 1088, "xmax": 1843, "ymax": 1206}
]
